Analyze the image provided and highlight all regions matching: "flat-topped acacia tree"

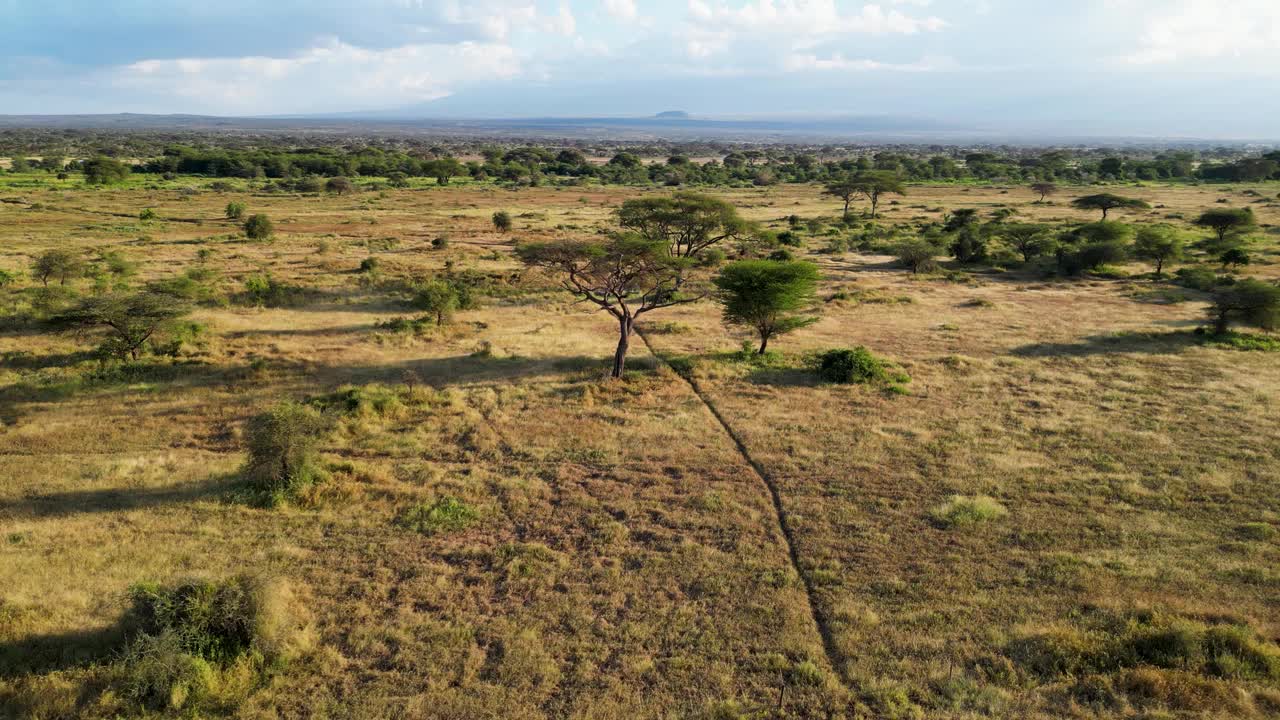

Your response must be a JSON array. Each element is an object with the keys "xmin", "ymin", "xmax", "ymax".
[
  {"xmin": 518, "ymin": 235, "xmax": 697, "ymax": 378},
  {"xmin": 616, "ymin": 191, "xmax": 748, "ymax": 258},
  {"xmin": 1071, "ymin": 193, "xmax": 1150, "ymax": 220}
]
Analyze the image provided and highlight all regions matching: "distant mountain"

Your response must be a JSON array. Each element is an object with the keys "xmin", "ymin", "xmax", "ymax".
[{"xmin": 654, "ymin": 111, "xmax": 690, "ymax": 119}]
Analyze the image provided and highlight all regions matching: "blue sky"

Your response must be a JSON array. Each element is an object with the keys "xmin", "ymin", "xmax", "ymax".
[{"xmin": 2, "ymin": 0, "xmax": 1278, "ymax": 137}]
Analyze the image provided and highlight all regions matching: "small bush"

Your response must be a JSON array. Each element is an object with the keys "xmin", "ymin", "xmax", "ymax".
[
  {"xmin": 138, "ymin": 208, "xmax": 157, "ymax": 221},
  {"xmin": 242, "ymin": 402, "xmax": 330, "ymax": 504},
  {"xmin": 1235, "ymin": 522, "xmax": 1277, "ymax": 541},
  {"xmin": 358, "ymin": 257, "xmax": 380, "ymax": 273},
  {"xmin": 119, "ymin": 574, "xmax": 303, "ymax": 711},
  {"xmin": 931, "ymin": 495, "xmax": 1008, "ymax": 528},
  {"xmin": 308, "ymin": 384, "xmax": 403, "ymax": 417},
  {"xmin": 242, "ymin": 214, "xmax": 274, "ymax": 241},
  {"xmin": 810, "ymin": 347, "xmax": 889, "ymax": 384},
  {"xmin": 431, "ymin": 235, "xmax": 450, "ymax": 250},
  {"xmin": 399, "ymin": 496, "xmax": 478, "ymax": 535}
]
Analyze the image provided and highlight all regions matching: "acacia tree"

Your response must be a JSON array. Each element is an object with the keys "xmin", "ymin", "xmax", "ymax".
[
  {"xmin": 1208, "ymin": 279, "xmax": 1280, "ymax": 335},
  {"xmin": 32, "ymin": 249, "xmax": 86, "ymax": 286},
  {"xmin": 325, "ymin": 176, "xmax": 355, "ymax": 195},
  {"xmin": 1070, "ymin": 193, "xmax": 1150, "ymax": 220},
  {"xmin": 822, "ymin": 176, "xmax": 861, "ymax": 220},
  {"xmin": 49, "ymin": 291, "xmax": 191, "ymax": 360},
  {"xmin": 616, "ymin": 191, "xmax": 748, "ymax": 258},
  {"xmin": 895, "ymin": 239, "xmax": 939, "ymax": 274},
  {"xmin": 713, "ymin": 260, "xmax": 819, "ymax": 354},
  {"xmin": 1133, "ymin": 225, "xmax": 1184, "ymax": 277},
  {"xmin": 1030, "ymin": 182, "xmax": 1058, "ymax": 203},
  {"xmin": 1194, "ymin": 208, "xmax": 1256, "ymax": 244},
  {"xmin": 851, "ymin": 172, "xmax": 905, "ymax": 218},
  {"xmin": 518, "ymin": 235, "xmax": 700, "ymax": 377},
  {"xmin": 999, "ymin": 223, "xmax": 1053, "ymax": 263}
]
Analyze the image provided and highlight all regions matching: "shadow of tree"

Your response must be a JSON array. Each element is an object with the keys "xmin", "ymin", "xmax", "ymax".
[
  {"xmin": 0, "ymin": 474, "xmax": 236, "ymax": 519},
  {"xmin": 0, "ymin": 624, "xmax": 125, "ymax": 678},
  {"xmin": 1011, "ymin": 331, "xmax": 1198, "ymax": 358}
]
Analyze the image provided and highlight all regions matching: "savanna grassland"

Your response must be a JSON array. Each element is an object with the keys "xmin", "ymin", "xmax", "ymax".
[{"xmin": 2, "ymin": 170, "xmax": 1279, "ymax": 719}]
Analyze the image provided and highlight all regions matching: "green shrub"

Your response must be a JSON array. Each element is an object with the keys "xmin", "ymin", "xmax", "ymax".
[
  {"xmin": 931, "ymin": 495, "xmax": 1008, "ymax": 528},
  {"xmin": 810, "ymin": 347, "xmax": 889, "ymax": 384},
  {"xmin": 398, "ymin": 496, "xmax": 479, "ymax": 535},
  {"xmin": 1174, "ymin": 266, "xmax": 1226, "ymax": 291},
  {"xmin": 242, "ymin": 402, "xmax": 330, "ymax": 504},
  {"xmin": 431, "ymin": 235, "xmax": 449, "ymax": 250},
  {"xmin": 241, "ymin": 274, "xmax": 308, "ymax": 307},
  {"xmin": 118, "ymin": 630, "xmax": 216, "ymax": 711},
  {"xmin": 138, "ymin": 208, "xmax": 157, "ymax": 221},
  {"xmin": 358, "ymin": 257, "xmax": 380, "ymax": 273},
  {"xmin": 119, "ymin": 574, "xmax": 302, "ymax": 710},
  {"xmin": 308, "ymin": 384, "xmax": 403, "ymax": 417},
  {"xmin": 242, "ymin": 213, "xmax": 274, "ymax": 240},
  {"xmin": 1235, "ymin": 522, "xmax": 1277, "ymax": 541}
]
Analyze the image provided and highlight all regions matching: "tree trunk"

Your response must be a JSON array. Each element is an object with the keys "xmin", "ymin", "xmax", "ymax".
[
  {"xmin": 611, "ymin": 316, "xmax": 633, "ymax": 378},
  {"xmin": 758, "ymin": 332, "xmax": 770, "ymax": 355},
  {"xmin": 1101, "ymin": 208, "xmax": 1109, "ymax": 220},
  {"xmin": 1213, "ymin": 312, "xmax": 1230, "ymax": 336},
  {"xmin": 842, "ymin": 197, "xmax": 850, "ymax": 220},
  {"xmin": 870, "ymin": 193, "xmax": 879, "ymax": 218},
  {"xmin": 1155, "ymin": 258, "xmax": 1164, "ymax": 277}
]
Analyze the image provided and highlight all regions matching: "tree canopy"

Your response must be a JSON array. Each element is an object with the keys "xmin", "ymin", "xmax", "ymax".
[
  {"xmin": 1070, "ymin": 193, "xmax": 1150, "ymax": 220},
  {"xmin": 713, "ymin": 260, "xmax": 819, "ymax": 354},
  {"xmin": 616, "ymin": 191, "xmax": 748, "ymax": 258},
  {"xmin": 518, "ymin": 235, "xmax": 700, "ymax": 377},
  {"xmin": 1193, "ymin": 208, "xmax": 1256, "ymax": 243}
]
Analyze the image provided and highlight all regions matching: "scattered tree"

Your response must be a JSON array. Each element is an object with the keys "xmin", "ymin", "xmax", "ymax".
[
  {"xmin": 1220, "ymin": 247, "xmax": 1251, "ymax": 270},
  {"xmin": 822, "ymin": 176, "xmax": 861, "ymax": 221},
  {"xmin": 1133, "ymin": 225, "xmax": 1184, "ymax": 277},
  {"xmin": 492, "ymin": 210, "xmax": 512, "ymax": 232},
  {"xmin": 1207, "ymin": 279, "xmax": 1280, "ymax": 335},
  {"xmin": 424, "ymin": 157, "xmax": 464, "ymax": 185},
  {"xmin": 412, "ymin": 279, "xmax": 460, "ymax": 326},
  {"xmin": 1030, "ymin": 182, "xmax": 1058, "ymax": 203},
  {"xmin": 325, "ymin": 176, "xmax": 355, "ymax": 195},
  {"xmin": 243, "ymin": 214, "xmax": 274, "ymax": 240},
  {"xmin": 49, "ymin": 291, "xmax": 191, "ymax": 360},
  {"xmin": 713, "ymin": 260, "xmax": 819, "ymax": 354},
  {"xmin": 896, "ymin": 240, "xmax": 939, "ymax": 274},
  {"xmin": 1071, "ymin": 193, "xmax": 1150, "ymax": 220},
  {"xmin": 852, "ymin": 172, "xmax": 906, "ymax": 218},
  {"xmin": 518, "ymin": 235, "xmax": 699, "ymax": 378},
  {"xmin": 82, "ymin": 156, "xmax": 132, "ymax": 185},
  {"xmin": 999, "ymin": 223, "xmax": 1054, "ymax": 263},
  {"xmin": 31, "ymin": 249, "xmax": 85, "ymax": 286},
  {"xmin": 1193, "ymin": 208, "xmax": 1256, "ymax": 244},
  {"xmin": 225, "ymin": 201, "xmax": 246, "ymax": 220}
]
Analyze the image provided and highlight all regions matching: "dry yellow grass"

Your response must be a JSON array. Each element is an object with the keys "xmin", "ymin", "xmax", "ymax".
[{"xmin": 1, "ymin": 176, "xmax": 1278, "ymax": 718}]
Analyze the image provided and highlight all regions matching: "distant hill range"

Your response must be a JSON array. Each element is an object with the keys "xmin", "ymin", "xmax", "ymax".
[
  {"xmin": 0, "ymin": 112, "xmax": 1261, "ymax": 147},
  {"xmin": 0, "ymin": 112, "xmax": 976, "ymax": 142}
]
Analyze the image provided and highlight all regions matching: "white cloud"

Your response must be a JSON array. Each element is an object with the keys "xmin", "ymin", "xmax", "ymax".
[
  {"xmin": 784, "ymin": 52, "xmax": 956, "ymax": 72},
  {"xmin": 687, "ymin": 1, "xmax": 946, "ymax": 36},
  {"xmin": 1121, "ymin": 0, "xmax": 1280, "ymax": 66},
  {"xmin": 603, "ymin": 0, "xmax": 639, "ymax": 21},
  {"xmin": 111, "ymin": 38, "xmax": 521, "ymax": 114}
]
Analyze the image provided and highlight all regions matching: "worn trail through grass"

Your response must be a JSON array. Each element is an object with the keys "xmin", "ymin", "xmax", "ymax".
[{"xmin": 636, "ymin": 327, "xmax": 851, "ymax": 692}]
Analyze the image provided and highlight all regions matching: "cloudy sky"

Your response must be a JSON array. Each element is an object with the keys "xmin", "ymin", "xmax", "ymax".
[{"xmin": 2, "ymin": 0, "xmax": 1278, "ymax": 137}]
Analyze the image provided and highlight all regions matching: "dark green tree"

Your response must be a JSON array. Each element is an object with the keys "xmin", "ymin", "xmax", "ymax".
[
  {"xmin": 999, "ymin": 223, "xmax": 1053, "ymax": 263},
  {"xmin": 713, "ymin": 260, "xmax": 819, "ymax": 354},
  {"xmin": 1207, "ymin": 279, "xmax": 1280, "ymax": 335},
  {"xmin": 243, "ymin": 214, "xmax": 274, "ymax": 240},
  {"xmin": 492, "ymin": 210, "xmax": 512, "ymax": 232},
  {"xmin": 1194, "ymin": 208, "xmax": 1256, "ymax": 244},
  {"xmin": 82, "ymin": 156, "xmax": 132, "ymax": 185},
  {"xmin": 1133, "ymin": 225, "xmax": 1184, "ymax": 277},
  {"xmin": 1071, "ymin": 193, "xmax": 1150, "ymax": 220}
]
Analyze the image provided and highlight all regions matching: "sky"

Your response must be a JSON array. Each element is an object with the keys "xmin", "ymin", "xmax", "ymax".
[{"xmin": 1, "ymin": 0, "xmax": 1278, "ymax": 138}]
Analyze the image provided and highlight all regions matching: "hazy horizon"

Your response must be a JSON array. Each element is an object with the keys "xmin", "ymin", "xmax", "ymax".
[{"xmin": 3, "ymin": 1, "xmax": 1278, "ymax": 139}]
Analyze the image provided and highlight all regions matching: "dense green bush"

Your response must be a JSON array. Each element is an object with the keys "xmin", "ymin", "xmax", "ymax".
[
  {"xmin": 242, "ymin": 213, "xmax": 274, "ymax": 241},
  {"xmin": 810, "ymin": 347, "xmax": 888, "ymax": 384},
  {"xmin": 118, "ymin": 574, "xmax": 302, "ymax": 711}
]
